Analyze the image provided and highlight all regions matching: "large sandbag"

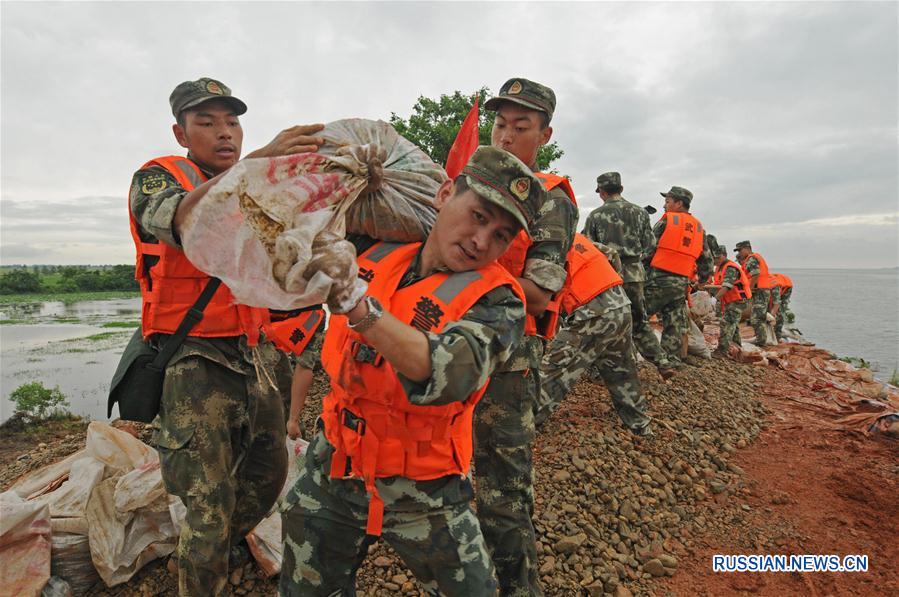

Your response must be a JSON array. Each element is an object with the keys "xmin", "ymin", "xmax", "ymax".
[
  {"xmin": 181, "ymin": 118, "xmax": 444, "ymax": 311},
  {"xmin": 0, "ymin": 491, "xmax": 52, "ymax": 597}
]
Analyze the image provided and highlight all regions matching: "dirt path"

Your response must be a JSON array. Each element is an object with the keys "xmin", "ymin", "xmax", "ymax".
[{"xmin": 657, "ymin": 365, "xmax": 899, "ymax": 596}]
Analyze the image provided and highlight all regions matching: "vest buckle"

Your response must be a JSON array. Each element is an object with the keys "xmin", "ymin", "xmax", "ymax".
[
  {"xmin": 341, "ymin": 408, "xmax": 366, "ymax": 436},
  {"xmin": 351, "ymin": 341, "xmax": 383, "ymax": 366}
]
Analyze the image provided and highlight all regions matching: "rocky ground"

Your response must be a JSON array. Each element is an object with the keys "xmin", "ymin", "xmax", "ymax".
[{"xmin": 3, "ymin": 356, "xmax": 896, "ymax": 596}]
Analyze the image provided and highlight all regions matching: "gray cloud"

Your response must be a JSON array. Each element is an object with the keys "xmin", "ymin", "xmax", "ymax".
[{"xmin": 1, "ymin": 1, "xmax": 896, "ymax": 268}]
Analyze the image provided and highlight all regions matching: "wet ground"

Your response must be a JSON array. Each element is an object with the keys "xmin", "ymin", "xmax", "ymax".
[{"xmin": 0, "ymin": 298, "xmax": 140, "ymax": 423}]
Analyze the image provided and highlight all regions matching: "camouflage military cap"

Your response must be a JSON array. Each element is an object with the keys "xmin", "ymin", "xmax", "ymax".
[
  {"xmin": 170, "ymin": 77, "xmax": 247, "ymax": 119},
  {"xmin": 713, "ymin": 245, "xmax": 728, "ymax": 257},
  {"xmin": 484, "ymin": 78, "xmax": 556, "ymax": 123},
  {"xmin": 733, "ymin": 240, "xmax": 752, "ymax": 252},
  {"xmin": 596, "ymin": 172, "xmax": 622, "ymax": 189},
  {"xmin": 461, "ymin": 146, "xmax": 546, "ymax": 234},
  {"xmin": 660, "ymin": 186, "xmax": 693, "ymax": 203}
]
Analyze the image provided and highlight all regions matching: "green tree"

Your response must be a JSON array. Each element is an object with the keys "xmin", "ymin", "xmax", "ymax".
[
  {"xmin": 9, "ymin": 382, "xmax": 69, "ymax": 421},
  {"xmin": 0, "ymin": 269, "xmax": 42, "ymax": 294},
  {"xmin": 389, "ymin": 88, "xmax": 564, "ymax": 172}
]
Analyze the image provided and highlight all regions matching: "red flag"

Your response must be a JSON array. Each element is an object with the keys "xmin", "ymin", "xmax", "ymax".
[{"xmin": 444, "ymin": 97, "xmax": 480, "ymax": 179}]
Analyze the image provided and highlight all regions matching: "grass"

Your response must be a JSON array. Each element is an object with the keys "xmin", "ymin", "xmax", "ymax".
[
  {"xmin": 838, "ymin": 355, "xmax": 872, "ymax": 370},
  {"xmin": 0, "ymin": 290, "xmax": 139, "ymax": 306},
  {"xmin": 0, "ymin": 319, "xmax": 27, "ymax": 325},
  {"xmin": 101, "ymin": 321, "xmax": 139, "ymax": 328},
  {"xmin": 890, "ymin": 368, "xmax": 899, "ymax": 387}
]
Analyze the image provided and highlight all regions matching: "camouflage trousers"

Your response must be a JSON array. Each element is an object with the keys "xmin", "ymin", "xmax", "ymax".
[
  {"xmin": 623, "ymin": 281, "xmax": 669, "ymax": 368},
  {"xmin": 775, "ymin": 298, "xmax": 791, "ymax": 339},
  {"xmin": 536, "ymin": 304, "xmax": 650, "ymax": 433},
  {"xmin": 474, "ymin": 370, "xmax": 542, "ymax": 597},
  {"xmin": 280, "ymin": 431, "xmax": 497, "ymax": 596},
  {"xmin": 155, "ymin": 355, "xmax": 287, "ymax": 597},
  {"xmin": 643, "ymin": 284, "xmax": 690, "ymax": 367},
  {"xmin": 749, "ymin": 289, "xmax": 772, "ymax": 344},
  {"xmin": 715, "ymin": 299, "xmax": 748, "ymax": 354}
]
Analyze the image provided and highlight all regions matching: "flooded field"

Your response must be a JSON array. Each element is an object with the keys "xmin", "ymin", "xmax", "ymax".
[{"xmin": 0, "ymin": 298, "xmax": 140, "ymax": 423}]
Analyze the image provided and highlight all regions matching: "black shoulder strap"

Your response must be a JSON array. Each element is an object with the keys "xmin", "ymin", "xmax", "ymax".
[{"xmin": 149, "ymin": 278, "xmax": 222, "ymax": 371}]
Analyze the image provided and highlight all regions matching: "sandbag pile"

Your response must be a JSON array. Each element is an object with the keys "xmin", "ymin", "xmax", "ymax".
[
  {"xmin": 181, "ymin": 118, "xmax": 445, "ymax": 311},
  {"xmin": 2, "ymin": 422, "xmax": 177, "ymax": 589}
]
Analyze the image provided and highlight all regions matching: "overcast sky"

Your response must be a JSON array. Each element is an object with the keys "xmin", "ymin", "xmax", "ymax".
[{"xmin": 2, "ymin": 1, "xmax": 896, "ymax": 268}]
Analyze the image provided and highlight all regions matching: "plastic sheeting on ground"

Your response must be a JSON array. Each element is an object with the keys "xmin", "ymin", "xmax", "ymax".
[
  {"xmin": 4, "ymin": 422, "xmax": 177, "ymax": 590},
  {"xmin": 707, "ymin": 322, "xmax": 899, "ymax": 438},
  {"xmin": 0, "ymin": 491, "xmax": 51, "ymax": 597},
  {"xmin": 181, "ymin": 118, "xmax": 444, "ymax": 312}
]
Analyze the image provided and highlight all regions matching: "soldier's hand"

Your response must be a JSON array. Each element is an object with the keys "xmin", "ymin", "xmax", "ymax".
[
  {"xmin": 287, "ymin": 417, "xmax": 302, "ymax": 440},
  {"xmin": 246, "ymin": 124, "xmax": 326, "ymax": 159}
]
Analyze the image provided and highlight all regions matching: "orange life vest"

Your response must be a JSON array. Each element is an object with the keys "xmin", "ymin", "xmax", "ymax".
[
  {"xmin": 742, "ymin": 252, "xmax": 774, "ymax": 289},
  {"xmin": 713, "ymin": 260, "xmax": 752, "ymax": 305},
  {"xmin": 496, "ymin": 171, "xmax": 576, "ymax": 339},
  {"xmin": 649, "ymin": 212, "xmax": 704, "ymax": 278},
  {"xmin": 129, "ymin": 156, "xmax": 269, "ymax": 344},
  {"xmin": 558, "ymin": 234, "xmax": 623, "ymax": 315},
  {"xmin": 770, "ymin": 273, "xmax": 793, "ymax": 295},
  {"xmin": 266, "ymin": 309, "xmax": 325, "ymax": 356},
  {"xmin": 320, "ymin": 241, "xmax": 524, "ymax": 536}
]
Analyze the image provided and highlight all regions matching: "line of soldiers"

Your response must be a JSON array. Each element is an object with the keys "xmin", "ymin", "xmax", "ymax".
[{"xmin": 128, "ymin": 75, "xmax": 794, "ymax": 597}]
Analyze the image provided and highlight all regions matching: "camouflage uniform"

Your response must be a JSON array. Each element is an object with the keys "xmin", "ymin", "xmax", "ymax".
[
  {"xmin": 712, "ymin": 263, "xmax": 747, "ymax": 354},
  {"xmin": 477, "ymin": 78, "xmax": 578, "ymax": 596},
  {"xmin": 130, "ymin": 163, "xmax": 288, "ymax": 597},
  {"xmin": 537, "ymin": 285, "xmax": 651, "ymax": 433},
  {"xmin": 582, "ymin": 181, "xmax": 670, "ymax": 369},
  {"xmin": 643, "ymin": 189, "xmax": 713, "ymax": 368},
  {"xmin": 279, "ymin": 246, "xmax": 526, "ymax": 596},
  {"xmin": 740, "ymin": 254, "xmax": 771, "ymax": 345},
  {"xmin": 280, "ymin": 146, "xmax": 543, "ymax": 596},
  {"xmin": 475, "ymin": 184, "xmax": 576, "ymax": 596},
  {"xmin": 776, "ymin": 285, "xmax": 793, "ymax": 340}
]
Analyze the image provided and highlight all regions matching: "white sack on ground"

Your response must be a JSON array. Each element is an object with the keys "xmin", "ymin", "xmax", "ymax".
[
  {"xmin": 86, "ymin": 476, "xmax": 176, "ymax": 587},
  {"xmin": 0, "ymin": 491, "xmax": 52, "ymax": 597},
  {"xmin": 687, "ymin": 319, "xmax": 712, "ymax": 358},
  {"xmin": 181, "ymin": 118, "xmax": 444, "ymax": 311},
  {"xmin": 689, "ymin": 291, "xmax": 716, "ymax": 323}
]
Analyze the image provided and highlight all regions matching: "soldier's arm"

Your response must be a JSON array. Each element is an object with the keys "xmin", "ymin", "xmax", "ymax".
[
  {"xmin": 582, "ymin": 211, "xmax": 603, "ymax": 243},
  {"xmin": 640, "ymin": 210, "xmax": 657, "ymax": 259},
  {"xmin": 696, "ymin": 232, "xmax": 714, "ymax": 281},
  {"xmin": 129, "ymin": 167, "xmax": 188, "ymax": 247},
  {"xmin": 744, "ymin": 257, "xmax": 761, "ymax": 289},
  {"xmin": 396, "ymin": 286, "xmax": 526, "ymax": 406},
  {"xmin": 521, "ymin": 188, "xmax": 578, "ymax": 315},
  {"xmin": 715, "ymin": 267, "xmax": 738, "ymax": 301},
  {"xmin": 644, "ymin": 218, "xmax": 666, "ymax": 266}
]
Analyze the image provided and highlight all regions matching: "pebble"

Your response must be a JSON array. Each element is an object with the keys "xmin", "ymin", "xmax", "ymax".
[{"xmin": 643, "ymin": 559, "xmax": 666, "ymax": 577}]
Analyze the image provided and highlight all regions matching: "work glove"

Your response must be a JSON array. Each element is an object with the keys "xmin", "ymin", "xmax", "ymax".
[{"xmin": 303, "ymin": 231, "xmax": 367, "ymax": 313}]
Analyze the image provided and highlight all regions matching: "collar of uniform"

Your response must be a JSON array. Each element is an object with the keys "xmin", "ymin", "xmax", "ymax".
[
  {"xmin": 605, "ymin": 194, "xmax": 625, "ymax": 203},
  {"xmin": 400, "ymin": 244, "xmax": 450, "ymax": 288},
  {"xmin": 185, "ymin": 152, "xmax": 216, "ymax": 179}
]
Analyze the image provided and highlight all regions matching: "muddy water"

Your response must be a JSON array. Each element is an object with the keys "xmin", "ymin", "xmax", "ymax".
[{"xmin": 0, "ymin": 298, "xmax": 141, "ymax": 423}]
